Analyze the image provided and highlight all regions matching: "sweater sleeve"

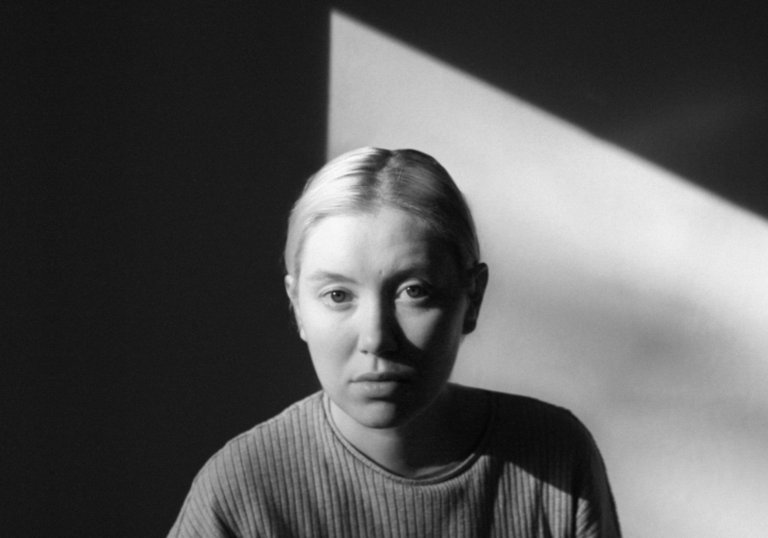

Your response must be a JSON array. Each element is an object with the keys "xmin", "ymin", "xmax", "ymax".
[{"xmin": 572, "ymin": 415, "xmax": 622, "ymax": 538}]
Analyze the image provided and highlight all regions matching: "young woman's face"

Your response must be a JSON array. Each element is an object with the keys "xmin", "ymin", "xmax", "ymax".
[{"xmin": 286, "ymin": 206, "xmax": 480, "ymax": 431}]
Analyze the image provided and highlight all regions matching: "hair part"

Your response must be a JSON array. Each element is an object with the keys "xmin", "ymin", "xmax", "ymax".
[{"xmin": 284, "ymin": 147, "xmax": 480, "ymax": 281}]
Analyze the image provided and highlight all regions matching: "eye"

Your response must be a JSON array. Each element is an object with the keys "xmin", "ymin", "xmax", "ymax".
[
  {"xmin": 401, "ymin": 284, "xmax": 431, "ymax": 301},
  {"xmin": 321, "ymin": 289, "xmax": 352, "ymax": 306},
  {"xmin": 405, "ymin": 285, "xmax": 426, "ymax": 298},
  {"xmin": 329, "ymin": 290, "xmax": 348, "ymax": 303}
]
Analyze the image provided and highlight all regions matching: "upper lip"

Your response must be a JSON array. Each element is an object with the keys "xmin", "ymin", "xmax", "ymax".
[{"xmin": 352, "ymin": 371, "xmax": 414, "ymax": 383}]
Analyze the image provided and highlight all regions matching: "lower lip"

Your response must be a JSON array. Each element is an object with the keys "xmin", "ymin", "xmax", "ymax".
[{"xmin": 355, "ymin": 380, "xmax": 408, "ymax": 397}]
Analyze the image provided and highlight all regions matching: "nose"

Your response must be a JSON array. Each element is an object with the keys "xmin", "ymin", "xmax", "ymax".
[{"xmin": 357, "ymin": 296, "xmax": 398, "ymax": 357}]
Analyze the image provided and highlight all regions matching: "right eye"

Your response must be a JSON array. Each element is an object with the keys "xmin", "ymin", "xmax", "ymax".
[
  {"xmin": 328, "ymin": 290, "xmax": 348, "ymax": 303},
  {"xmin": 321, "ymin": 289, "xmax": 353, "ymax": 307}
]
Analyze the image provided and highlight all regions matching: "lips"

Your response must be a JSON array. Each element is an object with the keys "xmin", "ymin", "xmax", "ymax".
[
  {"xmin": 352, "ymin": 371, "xmax": 414, "ymax": 383},
  {"xmin": 351, "ymin": 371, "xmax": 415, "ymax": 398}
]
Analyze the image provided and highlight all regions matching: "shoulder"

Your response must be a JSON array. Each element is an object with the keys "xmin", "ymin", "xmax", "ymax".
[
  {"xmin": 203, "ymin": 390, "xmax": 325, "ymax": 480},
  {"xmin": 168, "ymin": 392, "xmax": 328, "ymax": 536},
  {"xmin": 191, "ymin": 392, "xmax": 325, "ymax": 503},
  {"xmin": 491, "ymin": 390, "xmax": 590, "ymax": 438},
  {"xmin": 482, "ymin": 389, "xmax": 602, "ymax": 474},
  {"xmin": 476, "ymin": 389, "xmax": 622, "ymax": 536},
  {"xmin": 169, "ymin": 391, "xmax": 326, "ymax": 536}
]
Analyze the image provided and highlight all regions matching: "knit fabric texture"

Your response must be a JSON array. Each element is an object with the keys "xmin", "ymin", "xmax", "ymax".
[{"xmin": 169, "ymin": 389, "xmax": 621, "ymax": 537}]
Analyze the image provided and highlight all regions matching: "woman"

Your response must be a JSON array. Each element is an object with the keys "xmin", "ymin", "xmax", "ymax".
[{"xmin": 169, "ymin": 148, "xmax": 621, "ymax": 537}]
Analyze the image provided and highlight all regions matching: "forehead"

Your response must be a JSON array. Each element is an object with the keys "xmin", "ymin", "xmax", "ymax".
[{"xmin": 299, "ymin": 208, "xmax": 456, "ymax": 280}]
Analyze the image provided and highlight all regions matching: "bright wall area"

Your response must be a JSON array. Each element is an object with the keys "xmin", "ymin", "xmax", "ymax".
[{"xmin": 328, "ymin": 10, "xmax": 768, "ymax": 537}]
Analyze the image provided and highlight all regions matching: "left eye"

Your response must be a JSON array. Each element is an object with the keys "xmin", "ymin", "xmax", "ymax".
[{"xmin": 404, "ymin": 285, "xmax": 428, "ymax": 299}]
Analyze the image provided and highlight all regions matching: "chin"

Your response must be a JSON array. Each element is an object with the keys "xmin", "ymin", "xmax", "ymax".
[{"xmin": 346, "ymin": 399, "xmax": 416, "ymax": 430}]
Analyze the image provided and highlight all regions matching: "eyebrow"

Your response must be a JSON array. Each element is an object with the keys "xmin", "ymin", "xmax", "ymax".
[{"xmin": 305, "ymin": 270, "xmax": 358, "ymax": 284}]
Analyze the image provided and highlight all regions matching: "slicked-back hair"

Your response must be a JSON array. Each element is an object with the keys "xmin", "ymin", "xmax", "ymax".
[{"xmin": 284, "ymin": 147, "xmax": 480, "ymax": 281}]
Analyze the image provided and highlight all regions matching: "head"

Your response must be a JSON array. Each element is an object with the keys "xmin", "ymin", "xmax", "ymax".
[
  {"xmin": 284, "ymin": 147, "xmax": 480, "ymax": 285},
  {"xmin": 284, "ymin": 148, "xmax": 488, "ymax": 431}
]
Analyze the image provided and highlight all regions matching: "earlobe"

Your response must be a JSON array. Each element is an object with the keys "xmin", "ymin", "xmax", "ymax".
[
  {"xmin": 284, "ymin": 275, "xmax": 306, "ymax": 341},
  {"xmin": 463, "ymin": 263, "xmax": 489, "ymax": 335}
]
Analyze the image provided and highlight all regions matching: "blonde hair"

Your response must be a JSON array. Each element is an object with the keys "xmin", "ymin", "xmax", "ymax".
[{"xmin": 284, "ymin": 147, "xmax": 480, "ymax": 278}]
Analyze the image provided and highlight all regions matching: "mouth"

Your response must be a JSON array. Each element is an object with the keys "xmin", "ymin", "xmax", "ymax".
[
  {"xmin": 351, "ymin": 371, "xmax": 415, "ymax": 398},
  {"xmin": 352, "ymin": 371, "xmax": 414, "ymax": 383}
]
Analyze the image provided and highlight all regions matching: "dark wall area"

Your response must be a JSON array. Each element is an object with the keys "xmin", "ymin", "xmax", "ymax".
[{"xmin": 3, "ymin": 3, "xmax": 327, "ymax": 536}]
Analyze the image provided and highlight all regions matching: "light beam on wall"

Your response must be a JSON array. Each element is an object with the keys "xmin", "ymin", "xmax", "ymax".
[{"xmin": 328, "ymin": 9, "xmax": 768, "ymax": 538}]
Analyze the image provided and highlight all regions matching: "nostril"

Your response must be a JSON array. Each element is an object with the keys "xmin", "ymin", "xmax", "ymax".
[
  {"xmin": 360, "ymin": 330, "xmax": 397, "ymax": 356},
  {"xmin": 358, "ymin": 309, "xmax": 398, "ymax": 356}
]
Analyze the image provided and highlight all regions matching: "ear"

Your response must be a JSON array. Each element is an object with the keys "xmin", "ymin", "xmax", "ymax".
[
  {"xmin": 462, "ymin": 263, "xmax": 489, "ymax": 335},
  {"xmin": 284, "ymin": 275, "xmax": 306, "ymax": 341}
]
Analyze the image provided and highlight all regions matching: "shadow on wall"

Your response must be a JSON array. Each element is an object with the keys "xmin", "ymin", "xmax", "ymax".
[
  {"xmin": 327, "ymin": 10, "xmax": 768, "ymax": 538},
  {"xmin": 332, "ymin": 0, "xmax": 768, "ymax": 218}
]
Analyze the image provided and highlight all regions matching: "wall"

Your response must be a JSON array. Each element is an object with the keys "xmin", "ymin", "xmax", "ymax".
[
  {"xmin": 2, "ymin": 3, "xmax": 326, "ymax": 536},
  {"xmin": 328, "ymin": 11, "xmax": 768, "ymax": 538}
]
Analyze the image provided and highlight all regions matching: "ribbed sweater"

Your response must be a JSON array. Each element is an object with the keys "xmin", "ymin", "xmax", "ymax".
[{"xmin": 169, "ymin": 389, "xmax": 620, "ymax": 537}]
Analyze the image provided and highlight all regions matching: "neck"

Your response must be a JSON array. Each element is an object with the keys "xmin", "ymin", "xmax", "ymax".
[{"xmin": 329, "ymin": 384, "xmax": 489, "ymax": 479}]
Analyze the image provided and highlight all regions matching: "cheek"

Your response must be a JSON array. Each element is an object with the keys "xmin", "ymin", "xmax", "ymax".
[
  {"xmin": 300, "ymin": 305, "xmax": 357, "ymax": 369},
  {"xmin": 400, "ymin": 304, "xmax": 466, "ymax": 353}
]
